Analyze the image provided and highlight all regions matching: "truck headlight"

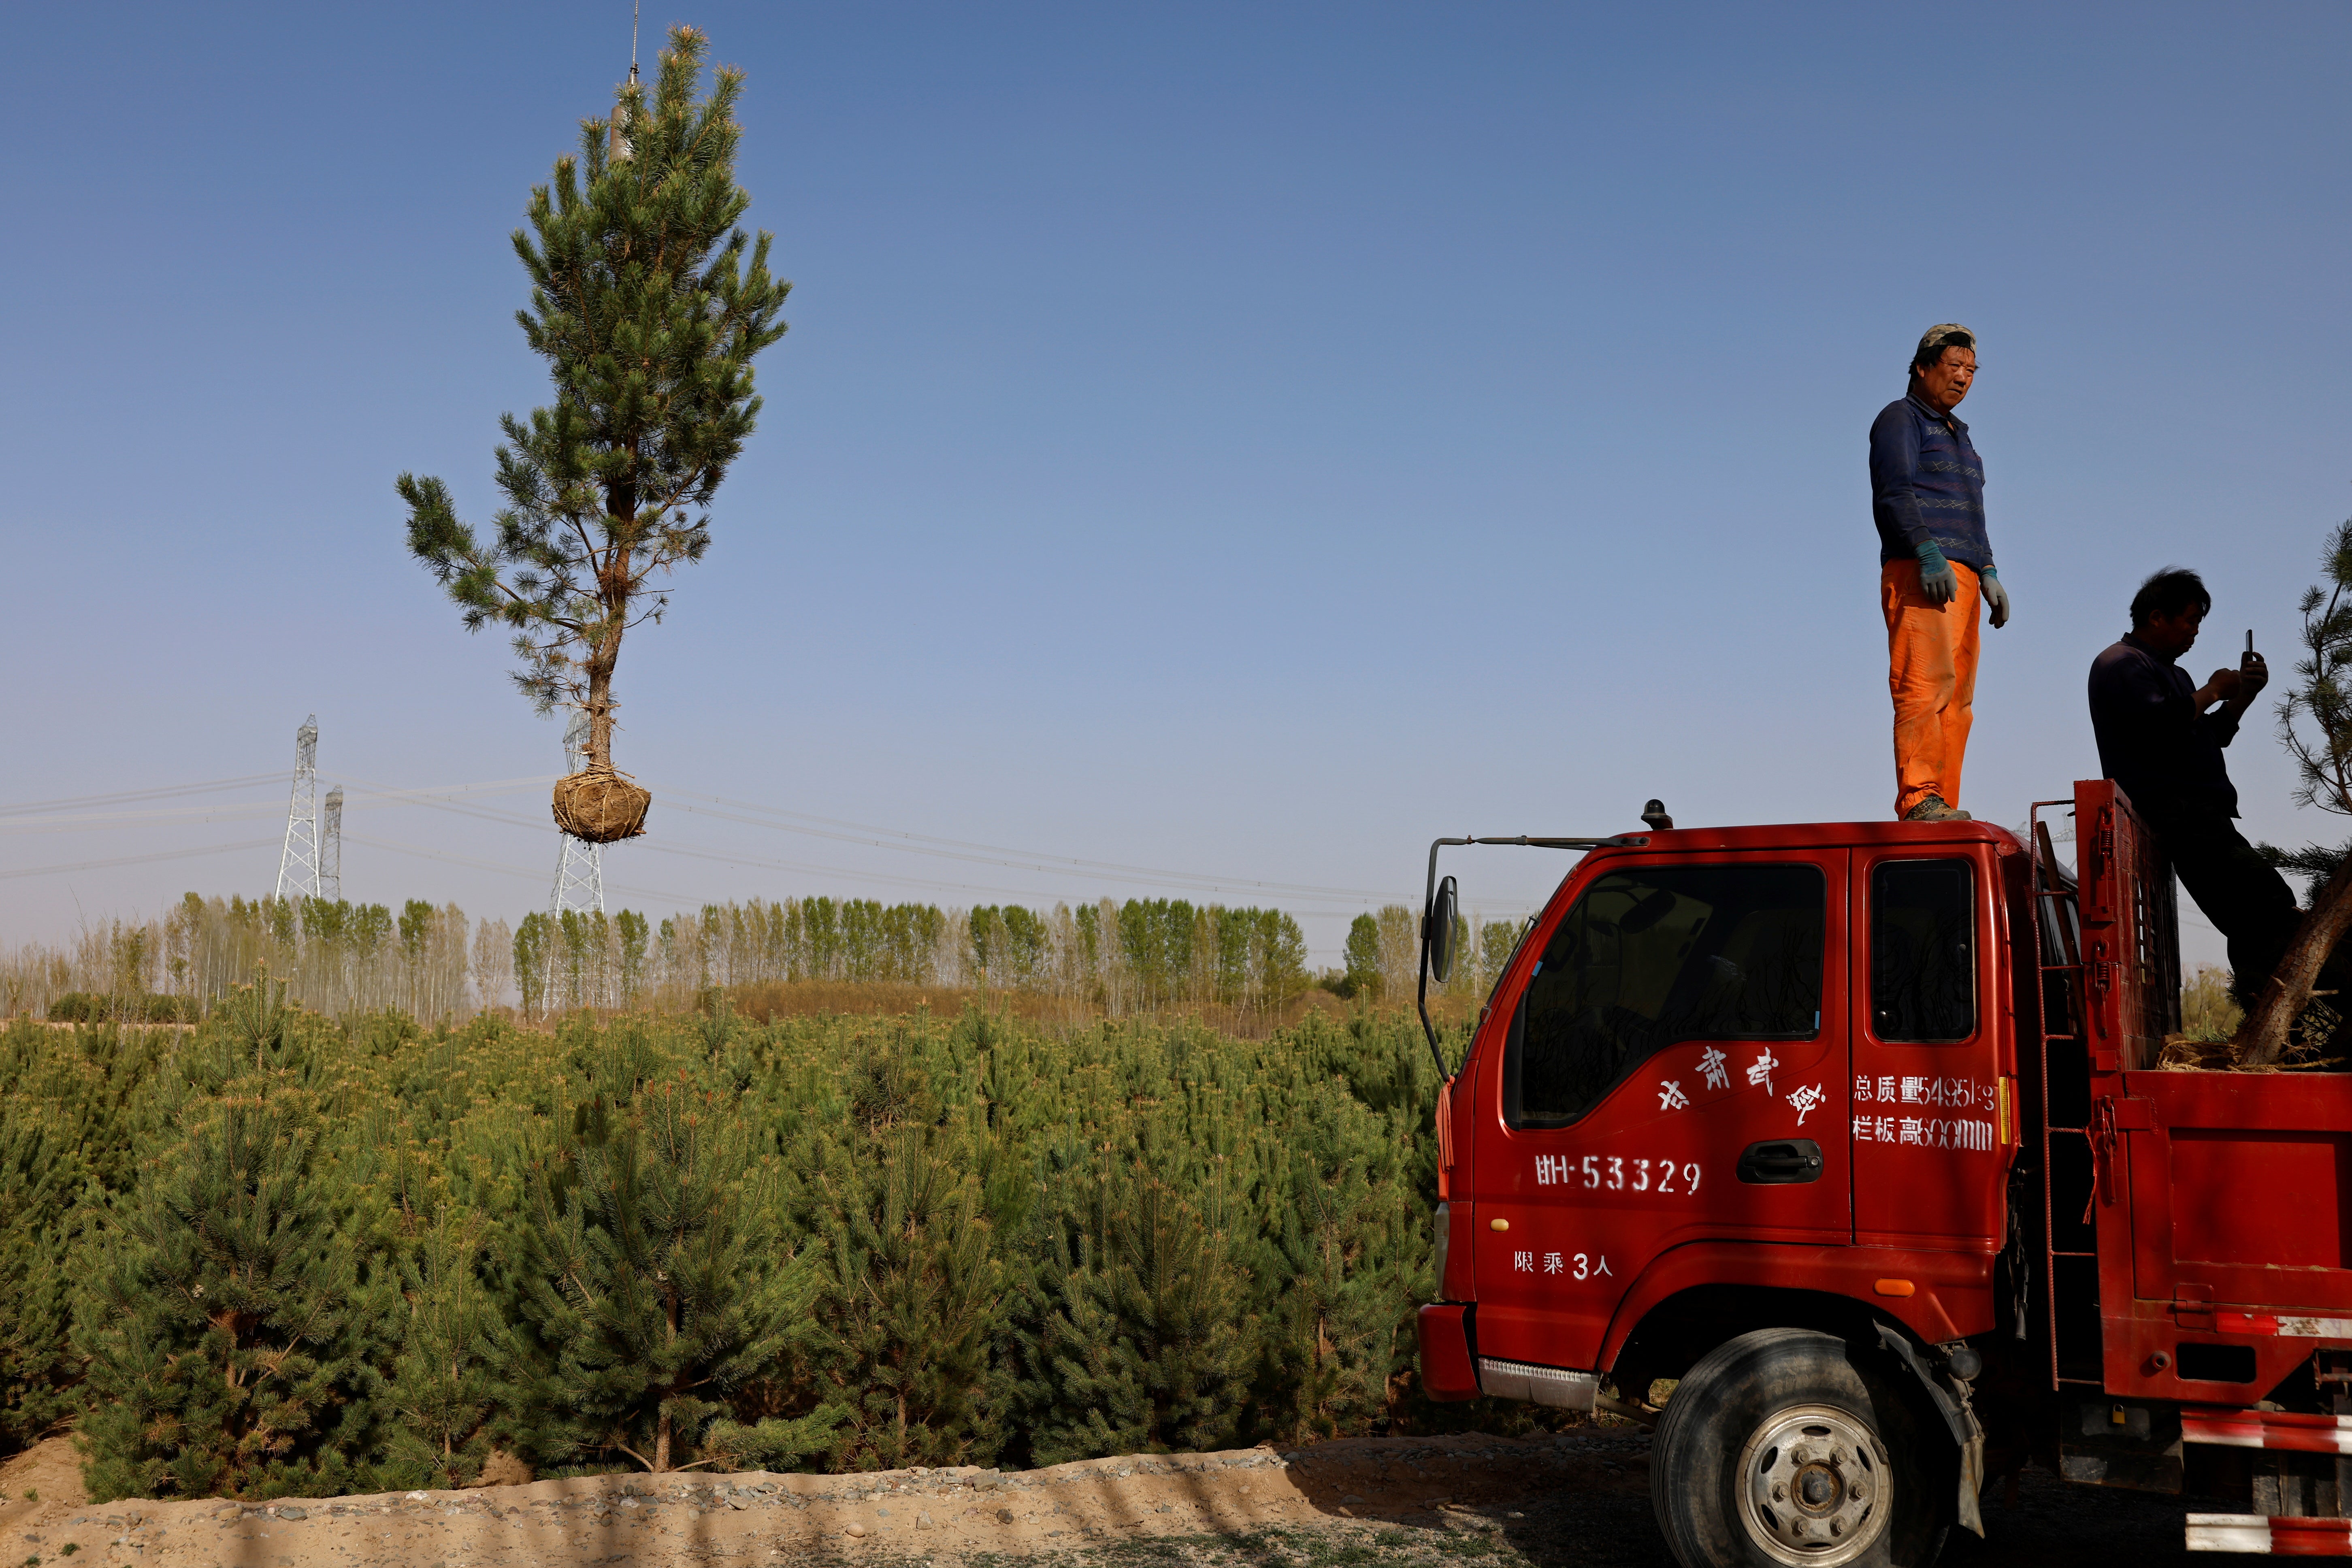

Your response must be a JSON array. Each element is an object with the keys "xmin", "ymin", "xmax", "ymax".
[{"xmin": 1434, "ymin": 1201, "xmax": 1450, "ymax": 1293}]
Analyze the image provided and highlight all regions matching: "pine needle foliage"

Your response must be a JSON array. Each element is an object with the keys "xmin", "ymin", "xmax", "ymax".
[
  {"xmin": 2241, "ymin": 520, "xmax": 2352, "ymax": 1063},
  {"xmin": 0, "ymin": 1022, "xmax": 173, "ymax": 1448},
  {"xmin": 1255, "ymin": 1084, "xmax": 1420, "ymax": 1442},
  {"xmin": 77, "ymin": 1090, "xmax": 388, "ymax": 1501},
  {"xmin": 1020, "ymin": 1167, "xmax": 1254, "ymax": 1464},
  {"xmin": 9, "ymin": 994, "xmax": 1563, "ymax": 1496},
  {"xmin": 381, "ymin": 1206, "xmax": 503, "ymax": 1489},
  {"xmin": 0, "ymin": 1110, "xmax": 87, "ymax": 1450},
  {"xmin": 398, "ymin": 26, "xmax": 790, "ymax": 770},
  {"xmin": 786, "ymin": 1045, "xmax": 1001, "ymax": 1470},
  {"xmin": 2280, "ymin": 519, "xmax": 2352, "ymax": 818},
  {"xmin": 511, "ymin": 1072, "xmax": 810, "ymax": 1473},
  {"xmin": 2260, "ymin": 839, "xmax": 2352, "ymax": 898}
]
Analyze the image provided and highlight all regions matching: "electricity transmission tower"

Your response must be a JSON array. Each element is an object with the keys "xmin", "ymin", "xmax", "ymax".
[
  {"xmin": 274, "ymin": 716, "xmax": 322, "ymax": 901},
  {"xmin": 320, "ymin": 786, "xmax": 344, "ymax": 902},
  {"xmin": 550, "ymin": 711, "xmax": 605, "ymax": 919}
]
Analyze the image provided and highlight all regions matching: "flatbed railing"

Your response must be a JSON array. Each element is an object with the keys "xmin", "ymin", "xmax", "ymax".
[{"xmin": 2030, "ymin": 801, "xmax": 2103, "ymax": 1390}]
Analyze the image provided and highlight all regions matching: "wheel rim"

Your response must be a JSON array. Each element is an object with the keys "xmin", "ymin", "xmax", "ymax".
[{"xmin": 1732, "ymin": 1402, "xmax": 1890, "ymax": 1567}]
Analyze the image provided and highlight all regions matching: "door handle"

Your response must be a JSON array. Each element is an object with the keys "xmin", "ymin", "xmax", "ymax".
[{"xmin": 1736, "ymin": 1139, "xmax": 1824, "ymax": 1185}]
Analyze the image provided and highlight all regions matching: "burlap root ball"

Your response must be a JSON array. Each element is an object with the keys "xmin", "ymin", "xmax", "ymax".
[{"xmin": 552, "ymin": 769, "xmax": 652, "ymax": 843}]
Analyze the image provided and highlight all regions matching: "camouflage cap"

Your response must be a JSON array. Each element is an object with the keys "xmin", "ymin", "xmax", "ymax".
[{"xmin": 1914, "ymin": 323, "xmax": 1978, "ymax": 365}]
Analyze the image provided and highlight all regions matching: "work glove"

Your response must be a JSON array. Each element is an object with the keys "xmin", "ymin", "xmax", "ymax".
[
  {"xmin": 1915, "ymin": 541, "xmax": 1958, "ymax": 605},
  {"xmin": 1980, "ymin": 564, "xmax": 2010, "ymax": 629}
]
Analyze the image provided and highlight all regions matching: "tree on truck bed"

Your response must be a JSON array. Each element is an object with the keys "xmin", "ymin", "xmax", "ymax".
[{"xmin": 2241, "ymin": 518, "xmax": 2352, "ymax": 1063}]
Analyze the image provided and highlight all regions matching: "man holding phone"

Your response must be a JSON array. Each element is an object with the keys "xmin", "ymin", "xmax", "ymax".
[{"xmin": 2088, "ymin": 567, "xmax": 2289, "ymax": 1005}]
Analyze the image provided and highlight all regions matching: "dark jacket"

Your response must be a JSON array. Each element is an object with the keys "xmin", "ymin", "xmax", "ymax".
[
  {"xmin": 1870, "ymin": 392, "xmax": 1991, "ymax": 569},
  {"xmin": 2088, "ymin": 633, "xmax": 2241, "ymax": 824}
]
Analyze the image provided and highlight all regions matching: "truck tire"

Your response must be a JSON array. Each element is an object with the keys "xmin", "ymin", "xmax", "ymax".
[{"xmin": 1651, "ymin": 1327, "xmax": 1947, "ymax": 1568}]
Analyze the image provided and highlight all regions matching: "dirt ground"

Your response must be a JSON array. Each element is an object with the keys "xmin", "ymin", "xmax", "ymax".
[{"xmin": 0, "ymin": 1429, "xmax": 2226, "ymax": 1568}]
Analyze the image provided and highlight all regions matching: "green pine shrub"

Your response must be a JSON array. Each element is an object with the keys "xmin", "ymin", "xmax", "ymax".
[
  {"xmin": 379, "ymin": 1206, "xmax": 503, "ymax": 1489},
  {"xmin": 1, "ymin": 992, "xmax": 1514, "ymax": 1496},
  {"xmin": 76, "ymin": 1088, "xmax": 394, "ymax": 1501},
  {"xmin": 0, "ymin": 1018, "xmax": 182, "ymax": 1451},
  {"xmin": 790, "ymin": 1102, "xmax": 999, "ymax": 1468},
  {"xmin": 1252, "ymin": 1081, "xmax": 1423, "ymax": 1443},
  {"xmin": 0, "ymin": 1110, "xmax": 87, "ymax": 1450},
  {"xmin": 1017, "ymin": 1166, "xmax": 1255, "ymax": 1464},
  {"xmin": 505, "ymin": 1070, "xmax": 823, "ymax": 1475}
]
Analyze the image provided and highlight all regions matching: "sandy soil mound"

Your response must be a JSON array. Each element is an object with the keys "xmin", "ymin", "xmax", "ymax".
[
  {"xmin": 0, "ymin": 1427, "xmax": 2209, "ymax": 1567},
  {"xmin": 0, "ymin": 1432, "xmax": 1648, "ymax": 1566}
]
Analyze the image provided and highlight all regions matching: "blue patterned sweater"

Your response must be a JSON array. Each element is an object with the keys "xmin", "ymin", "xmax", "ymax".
[{"xmin": 1869, "ymin": 392, "xmax": 1991, "ymax": 570}]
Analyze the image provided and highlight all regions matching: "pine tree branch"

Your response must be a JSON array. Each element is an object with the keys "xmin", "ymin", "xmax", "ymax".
[{"xmin": 401, "ymin": 25, "xmax": 783, "ymax": 768}]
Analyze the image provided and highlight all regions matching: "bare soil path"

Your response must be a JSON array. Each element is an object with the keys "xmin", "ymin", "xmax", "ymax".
[{"xmin": 0, "ymin": 1431, "xmax": 2223, "ymax": 1568}]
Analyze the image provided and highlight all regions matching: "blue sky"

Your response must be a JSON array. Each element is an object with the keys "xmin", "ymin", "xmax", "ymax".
[{"xmin": 4, "ymin": 1, "xmax": 2346, "ymax": 965}]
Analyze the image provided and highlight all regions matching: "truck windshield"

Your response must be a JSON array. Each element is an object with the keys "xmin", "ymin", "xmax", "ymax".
[{"xmin": 1506, "ymin": 862, "xmax": 1826, "ymax": 1128}]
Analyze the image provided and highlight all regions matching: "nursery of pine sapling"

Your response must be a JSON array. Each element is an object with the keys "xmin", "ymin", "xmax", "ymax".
[{"xmin": 0, "ymin": 992, "xmax": 1565, "ymax": 1501}]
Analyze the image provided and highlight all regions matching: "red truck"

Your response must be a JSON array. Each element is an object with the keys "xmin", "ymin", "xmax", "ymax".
[{"xmin": 1413, "ymin": 781, "xmax": 2352, "ymax": 1566}]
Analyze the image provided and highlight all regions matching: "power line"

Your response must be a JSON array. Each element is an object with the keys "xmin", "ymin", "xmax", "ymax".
[
  {"xmin": 0, "ymin": 775, "xmax": 555, "ymax": 834},
  {"xmin": 3, "ymin": 765, "xmax": 1425, "ymax": 912},
  {"xmin": 0, "ymin": 837, "xmax": 286, "ymax": 882},
  {"xmin": 338, "ymin": 775, "xmax": 556, "ymax": 806},
  {"xmin": 365, "ymin": 789, "xmax": 1393, "ymax": 910},
  {"xmin": 341, "ymin": 826, "xmax": 1427, "ymax": 930},
  {"xmin": 641, "ymin": 784, "xmax": 1400, "ymax": 901},
  {"xmin": 341, "ymin": 832, "xmax": 694, "ymax": 909},
  {"xmin": 328, "ymin": 773, "xmax": 1410, "ymax": 907},
  {"xmin": 398, "ymin": 790, "xmax": 1410, "ymax": 908},
  {"xmin": 5, "ymin": 765, "xmax": 1395, "ymax": 902},
  {"xmin": 0, "ymin": 822, "xmax": 1539, "ymax": 941},
  {"xmin": 0, "ymin": 772, "xmax": 284, "ymax": 818},
  {"xmin": 635, "ymin": 838, "xmax": 1385, "ymax": 912},
  {"xmin": 0, "ymin": 805, "xmax": 293, "ymax": 835}
]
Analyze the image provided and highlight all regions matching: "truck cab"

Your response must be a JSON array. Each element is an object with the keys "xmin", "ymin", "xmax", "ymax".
[{"xmin": 1415, "ymin": 783, "xmax": 2352, "ymax": 1566}]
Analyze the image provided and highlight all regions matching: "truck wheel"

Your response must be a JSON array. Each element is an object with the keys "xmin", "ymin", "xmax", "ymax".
[{"xmin": 1651, "ymin": 1327, "xmax": 1947, "ymax": 1568}]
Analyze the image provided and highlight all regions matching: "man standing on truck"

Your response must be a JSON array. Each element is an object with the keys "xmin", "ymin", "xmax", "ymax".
[
  {"xmin": 2088, "ymin": 567, "xmax": 2287, "ymax": 1004},
  {"xmin": 1872, "ymin": 324, "xmax": 2011, "ymax": 823}
]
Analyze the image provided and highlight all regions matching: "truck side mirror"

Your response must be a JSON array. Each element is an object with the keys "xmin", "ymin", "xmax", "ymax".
[{"xmin": 1426, "ymin": 876, "xmax": 1459, "ymax": 982}]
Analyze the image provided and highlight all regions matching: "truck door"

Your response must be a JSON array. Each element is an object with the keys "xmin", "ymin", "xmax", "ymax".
[
  {"xmin": 1470, "ymin": 851, "xmax": 1851, "ymax": 1372},
  {"xmin": 1849, "ymin": 848, "xmax": 2007, "ymax": 1247}
]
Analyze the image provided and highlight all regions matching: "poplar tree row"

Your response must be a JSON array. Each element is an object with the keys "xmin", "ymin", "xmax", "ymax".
[
  {"xmin": 1, "ymin": 893, "xmax": 1345, "ymax": 1026},
  {"xmin": 2, "ymin": 891, "xmax": 1538, "ymax": 1032},
  {"xmin": 0, "ymin": 897, "xmax": 503, "ymax": 1025},
  {"xmin": 1342, "ymin": 906, "xmax": 1532, "ymax": 1004},
  {"xmin": 513, "ymin": 896, "xmax": 1321, "ymax": 1022},
  {"xmin": 0, "ymin": 997, "xmax": 1538, "ymax": 1497}
]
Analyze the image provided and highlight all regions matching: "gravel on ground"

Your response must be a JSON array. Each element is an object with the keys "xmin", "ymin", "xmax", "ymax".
[{"xmin": 0, "ymin": 1428, "xmax": 2228, "ymax": 1567}]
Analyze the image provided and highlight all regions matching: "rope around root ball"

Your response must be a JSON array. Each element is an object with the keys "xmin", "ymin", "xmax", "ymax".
[{"xmin": 552, "ymin": 767, "xmax": 652, "ymax": 843}]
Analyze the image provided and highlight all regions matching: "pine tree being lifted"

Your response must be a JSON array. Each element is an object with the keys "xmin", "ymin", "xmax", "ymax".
[{"xmin": 399, "ymin": 26, "xmax": 789, "ymax": 842}]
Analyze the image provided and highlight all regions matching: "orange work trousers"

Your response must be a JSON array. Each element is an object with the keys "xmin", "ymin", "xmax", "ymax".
[{"xmin": 1881, "ymin": 558, "xmax": 1981, "ymax": 819}]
